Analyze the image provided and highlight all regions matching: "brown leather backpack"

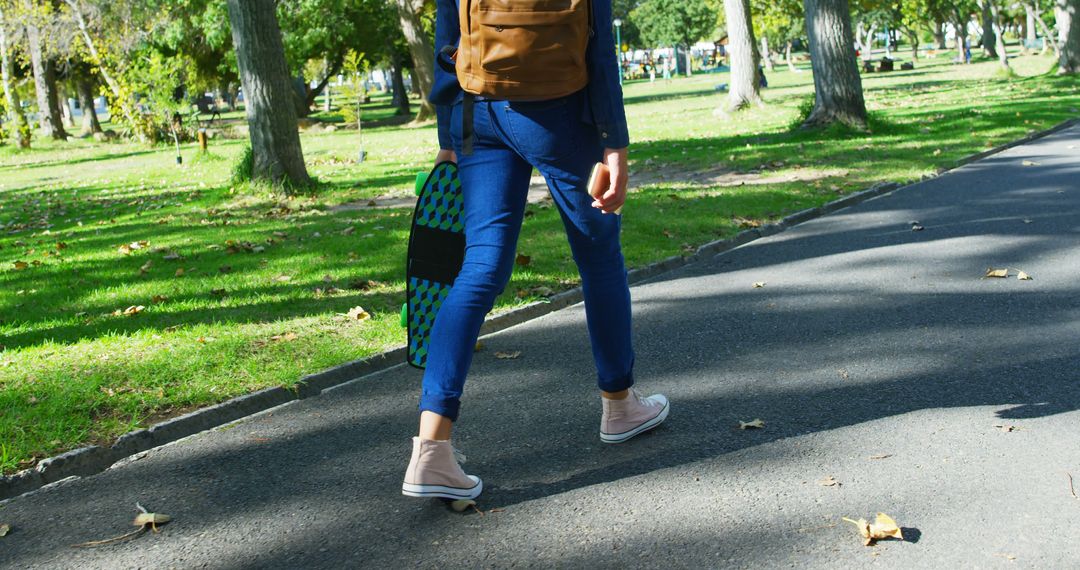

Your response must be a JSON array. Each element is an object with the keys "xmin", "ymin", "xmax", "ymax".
[{"xmin": 455, "ymin": 0, "xmax": 592, "ymax": 101}]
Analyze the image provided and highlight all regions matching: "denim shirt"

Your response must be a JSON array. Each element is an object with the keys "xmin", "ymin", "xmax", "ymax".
[{"xmin": 430, "ymin": 0, "xmax": 630, "ymax": 151}]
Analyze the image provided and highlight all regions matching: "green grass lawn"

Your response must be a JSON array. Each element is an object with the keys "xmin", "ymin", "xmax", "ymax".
[{"xmin": 1, "ymin": 49, "xmax": 1077, "ymax": 473}]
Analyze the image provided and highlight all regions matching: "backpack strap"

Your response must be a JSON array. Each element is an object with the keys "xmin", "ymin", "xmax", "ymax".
[{"xmin": 461, "ymin": 92, "xmax": 475, "ymax": 156}]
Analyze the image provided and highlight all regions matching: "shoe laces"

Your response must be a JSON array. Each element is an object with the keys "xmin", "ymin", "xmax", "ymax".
[{"xmin": 452, "ymin": 446, "xmax": 467, "ymax": 465}]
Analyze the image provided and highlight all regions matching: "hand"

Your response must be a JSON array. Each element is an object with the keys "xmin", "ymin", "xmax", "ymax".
[
  {"xmin": 435, "ymin": 148, "xmax": 457, "ymax": 165},
  {"xmin": 592, "ymin": 147, "xmax": 628, "ymax": 214}
]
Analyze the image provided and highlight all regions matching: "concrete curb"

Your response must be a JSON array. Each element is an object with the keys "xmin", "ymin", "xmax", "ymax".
[{"xmin": 3, "ymin": 117, "xmax": 1076, "ymax": 503}]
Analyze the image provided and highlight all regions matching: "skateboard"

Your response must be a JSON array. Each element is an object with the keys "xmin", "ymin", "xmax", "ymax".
[{"xmin": 403, "ymin": 161, "xmax": 466, "ymax": 368}]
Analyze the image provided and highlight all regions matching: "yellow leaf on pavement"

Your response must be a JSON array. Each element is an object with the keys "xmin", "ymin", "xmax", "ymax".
[
  {"xmin": 752, "ymin": 282, "xmax": 766, "ymax": 288},
  {"xmin": 738, "ymin": 419, "xmax": 765, "ymax": 430},
  {"xmin": 819, "ymin": 476, "xmax": 840, "ymax": 487},
  {"xmin": 1017, "ymin": 271, "xmax": 1032, "ymax": 280},
  {"xmin": 494, "ymin": 350, "xmax": 522, "ymax": 360},
  {"xmin": 985, "ymin": 268, "xmax": 1009, "ymax": 278},
  {"xmin": 842, "ymin": 513, "xmax": 904, "ymax": 545}
]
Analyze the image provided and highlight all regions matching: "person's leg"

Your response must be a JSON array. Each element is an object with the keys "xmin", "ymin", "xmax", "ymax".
[
  {"xmin": 404, "ymin": 101, "xmax": 533, "ymax": 500},
  {"xmin": 497, "ymin": 92, "xmax": 635, "ymax": 392},
  {"xmin": 495, "ymin": 92, "xmax": 668, "ymax": 443},
  {"xmin": 417, "ymin": 102, "xmax": 534, "ymax": 428}
]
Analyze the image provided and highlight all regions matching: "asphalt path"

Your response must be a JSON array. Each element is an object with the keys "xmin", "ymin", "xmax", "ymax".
[{"xmin": 2, "ymin": 124, "xmax": 1079, "ymax": 569}]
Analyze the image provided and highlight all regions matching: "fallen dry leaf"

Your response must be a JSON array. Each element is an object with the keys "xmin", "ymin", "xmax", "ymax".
[
  {"xmin": 347, "ymin": 306, "xmax": 371, "ymax": 321},
  {"xmin": 1021, "ymin": 160, "xmax": 1040, "ymax": 166},
  {"xmin": 1017, "ymin": 271, "xmax": 1032, "ymax": 281},
  {"xmin": 122, "ymin": 305, "xmax": 145, "ymax": 316},
  {"xmin": 494, "ymin": 350, "xmax": 522, "ymax": 360},
  {"xmin": 869, "ymin": 454, "xmax": 893, "ymax": 460},
  {"xmin": 73, "ymin": 505, "xmax": 171, "ymax": 548},
  {"xmin": 152, "ymin": 295, "xmax": 168, "ymax": 303},
  {"xmin": 13, "ymin": 261, "xmax": 28, "ymax": 270},
  {"xmin": 738, "ymin": 419, "xmax": 765, "ymax": 430},
  {"xmin": 271, "ymin": 332, "xmax": 299, "ymax": 342},
  {"xmin": 842, "ymin": 513, "xmax": 904, "ymax": 546},
  {"xmin": 1067, "ymin": 472, "xmax": 1078, "ymax": 499},
  {"xmin": 474, "ymin": 341, "xmax": 485, "ymax": 352},
  {"xmin": 993, "ymin": 553, "xmax": 1017, "ymax": 562},
  {"xmin": 273, "ymin": 274, "xmax": 292, "ymax": 282},
  {"xmin": 985, "ymin": 268, "xmax": 1009, "ymax": 278},
  {"xmin": 911, "ymin": 224, "xmax": 924, "ymax": 232},
  {"xmin": 174, "ymin": 268, "xmax": 185, "ymax": 277},
  {"xmin": 819, "ymin": 476, "xmax": 840, "ymax": 487},
  {"xmin": 515, "ymin": 254, "xmax": 532, "ymax": 267},
  {"xmin": 139, "ymin": 260, "xmax": 153, "ymax": 274},
  {"xmin": 752, "ymin": 282, "xmax": 766, "ymax": 288},
  {"xmin": 993, "ymin": 424, "xmax": 1018, "ymax": 432},
  {"xmin": 0, "ymin": 523, "xmax": 9, "ymax": 537}
]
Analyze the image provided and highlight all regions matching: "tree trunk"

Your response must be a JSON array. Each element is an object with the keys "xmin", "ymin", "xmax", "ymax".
[
  {"xmin": 955, "ymin": 13, "xmax": 970, "ymax": 62},
  {"xmin": 77, "ymin": 77, "xmax": 101, "ymax": 134},
  {"xmin": 0, "ymin": 9, "xmax": 30, "ymax": 148},
  {"xmin": 226, "ymin": 0, "xmax": 312, "ymax": 189},
  {"xmin": 785, "ymin": 41, "xmax": 797, "ymax": 71},
  {"xmin": 303, "ymin": 58, "xmax": 343, "ymax": 113},
  {"xmin": 1025, "ymin": 4, "xmax": 1037, "ymax": 49},
  {"xmin": 1060, "ymin": 0, "xmax": 1080, "ymax": 73},
  {"xmin": 393, "ymin": 0, "xmax": 435, "ymax": 122},
  {"xmin": 908, "ymin": 31, "xmax": 920, "ymax": 60},
  {"xmin": 802, "ymin": 0, "xmax": 867, "ymax": 129},
  {"xmin": 864, "ymin": 23, "xmax": 877, "ymax": 61},
  {"xmin": 723, "ymin": 0, "xmax": 761, "ymax": 110},
  {"xmin": 979, "ymin": 0, "xmax": 998, "ymax": 57},
  {"xmin": 988, "ymin": 0, "xmax": 1009, "ymax": 69},
  {"xmin": 25, "ymin": 16, "xmax": 67, "ymax": 139},
  {"xmin": 1033, "ymin": 4, "xmax": 1060, "ymax": 57},
  {"xmin": 65, "ymin": 0, "xmax": 140, "ymax": 131},
  {"xmin": 61, "ymin": 86, "xmax": 76, "ymax": 129},
  {"xmin": 760, "ymin": 35, "xmax": 775, "ymax": 72},
  {"xmin": 934, "ymin": 22, "xmax": 947, "ymax": 50},
  {"xmin": 391, "ymin": 57, "xmax": 409, "ymax": 116},
  {"xmin": 324, "ymin": 82, "xmax": 332, "ymax": 113}
]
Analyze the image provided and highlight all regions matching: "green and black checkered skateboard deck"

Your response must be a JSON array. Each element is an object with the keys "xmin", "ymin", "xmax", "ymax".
[{"xmin": 403, "ymin": 161, "xmax": 465, "ymax": 368}]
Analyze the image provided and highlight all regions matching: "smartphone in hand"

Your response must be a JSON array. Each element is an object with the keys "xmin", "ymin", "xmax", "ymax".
[{"xmin": 587, "ymin": 162, "xmax": 622, "ymax": 215}]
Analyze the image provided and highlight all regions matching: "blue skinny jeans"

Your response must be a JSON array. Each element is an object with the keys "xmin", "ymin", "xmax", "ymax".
[{"xmin": 419, "ymin": 90, "xmax": 635, "ymax": 422}]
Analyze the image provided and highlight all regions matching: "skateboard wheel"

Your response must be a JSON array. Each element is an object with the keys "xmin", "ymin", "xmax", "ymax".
[
  {"xmin": 400, "ymin": 303, "xmax": 408, "ymax": 328},
  {"xmin": 448, "ymin": 499, "xmax": 476, "ymax": 512},
  {"xmin": 414, "ymin": 172, "xmax": 426, "ymax": 196}
]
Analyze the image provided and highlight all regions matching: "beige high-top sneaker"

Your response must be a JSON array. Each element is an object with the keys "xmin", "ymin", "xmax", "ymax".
[
  {"xmin": 401, "ymin": 437, "xmax": 483, "ymax": 500},
  {"xmin": 600, "ymin": 389, "xmax": 669, "ymax": 443}
]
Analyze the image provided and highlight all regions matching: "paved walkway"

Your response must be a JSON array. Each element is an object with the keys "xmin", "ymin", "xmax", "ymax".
[{"xmin": 2, "ymin": 125, "xmax": 1079, "ymax": 568}]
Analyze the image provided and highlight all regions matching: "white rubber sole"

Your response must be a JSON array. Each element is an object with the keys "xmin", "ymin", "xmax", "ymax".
[
  {"xmin": 600, "ymin": 401, "xmax": 670, "ymax": 444},
  {"xmin": 402, "ymin": 476, "xmax": 483, "ymax": 500}
]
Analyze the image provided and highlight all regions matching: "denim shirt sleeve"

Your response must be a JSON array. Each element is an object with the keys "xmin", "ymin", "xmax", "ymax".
[
  {"xmin": 585, "ymin": 0, "xmax": 630, "ymax": 149},
  {"xmin": 430, "ymin": 0, "xmax": 630, "ymax": 150},
  {"xmin": 431, "ymin": 0, "xmax": 461, "ymax": 150}
]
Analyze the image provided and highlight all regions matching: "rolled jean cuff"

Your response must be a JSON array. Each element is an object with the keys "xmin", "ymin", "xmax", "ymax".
[
  {"xmin": 419, "ymin": 393, "xmax": 461, "ymax": 422},
  {"xmin": 597, "ymin": 370, "xmax": 634, "ymax": 394}
]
